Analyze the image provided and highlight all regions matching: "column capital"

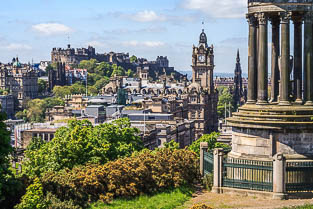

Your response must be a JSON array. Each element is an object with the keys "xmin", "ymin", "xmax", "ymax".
[
  {"xmin": 292, "ymin": 15, "xmax": 303, "ymax": 24},
  {"xmin": 247, "ymin": 14, "xmax": 257, "ymax": 26},
  {"xmin": 279, "ymin": 12, "xmax": 292, "ymax": 24},
  {"xmin": 304, "ymin": 12, "xmax": 313, "ymax": 23},
  {"xmin": 257, "ymin": 13, "xmax": 268, "ymax": 25},
  {"xmin": 269, "ymin": 16, "xmax": 280, "ymax": 25}
]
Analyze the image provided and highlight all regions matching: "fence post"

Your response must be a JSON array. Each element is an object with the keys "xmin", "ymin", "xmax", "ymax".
[
  {"xmin": 273, "ymin": 153, "xmax": 286, "ymax": 199},
  {"xmin": 212, "ymin": 148, "xmax": 224, "ymax": 193},
  {"xmin": 200, "ymin": 142, "xmax": 208, "ymax": 176}
]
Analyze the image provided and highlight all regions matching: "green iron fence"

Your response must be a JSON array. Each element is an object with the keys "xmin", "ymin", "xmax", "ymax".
[
  {"xmin": 203, "ymin": 151, "xmax": 214, "ymax": 175},
  {"xmin": 286, "ymin": 161, "xmax": 313, "ymax": 192},
  {"xmin": 223, "ymin": 158, "xmax": 273, "ymax": 192}
]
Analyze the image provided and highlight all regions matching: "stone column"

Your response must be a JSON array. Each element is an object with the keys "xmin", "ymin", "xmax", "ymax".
[
  {"xmin": 273, "ymin": 153, "xmax": 286, "ymax": 200},
  {"xmin": 247, "ymin": 14, "xmax": 258, "ymax": 104},
  {"xmin": 304, "ymin": 12, "xmax": 313, "ymax": 105},
  {"xmin": 212, "ymin": 148, "xmax": 224, "ymax": 194},
  {"xmin": 279, "ymin": 12, "xmax": 291, "ymax": 106},
  {"xmin": 257, "ymin": 13, "xmax": 268, "ymax": 104},
  {"xmin": 270, "ymin": 16, "xmax": 280, "ymax": 103},
  {"xmin": 200, "ymin": 142, "xmax": 208, "ymax": 176},
  {"xmin": 293, "ymin": 16, "xmax": 303, "ymax": 103}
]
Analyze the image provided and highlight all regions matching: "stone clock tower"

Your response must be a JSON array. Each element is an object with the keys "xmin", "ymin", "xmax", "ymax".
[
  {"xmin": 187, "ymin": 29, "xmax": 218, "ymax": 139},
  {"xmin": 192, "ymin": 29, "xmax": 215, "ymax": 93}
]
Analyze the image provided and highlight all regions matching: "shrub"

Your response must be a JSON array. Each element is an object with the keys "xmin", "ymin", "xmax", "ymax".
[
  {"xmin": 203, "ymin": 173, "xmax": 213, "ymax": 191},
  {"xmin": 188, "ymin": 132, "xmax": 230, "ymax": 156},
  {"xmin": 15, "ymin": 178, "xmax": 48, "ymax": 209},
  {"xmin": 41, "ymin": 148, "xmax": 200, "ymax": 207},
  {"xmin": 190, "ymin": 203, "xmax": 213, "ymax": 209},
  {"xmin": 44, "ymin": 192, "xmax": 82, "ymax": 209}
]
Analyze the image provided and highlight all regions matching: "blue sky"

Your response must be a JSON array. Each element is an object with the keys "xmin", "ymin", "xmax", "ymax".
[{"xmin": 0, "ymin": 0, "xmax": 248, "ymax": 73}]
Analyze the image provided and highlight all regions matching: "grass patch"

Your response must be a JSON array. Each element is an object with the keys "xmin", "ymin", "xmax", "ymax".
[
  {"xmin": 90, "ymin": 186, "xmax": 194, "ymax": 209},
  {"xmin": 282, "ymin": 205, "xmax": 313, "ymax": 209}
]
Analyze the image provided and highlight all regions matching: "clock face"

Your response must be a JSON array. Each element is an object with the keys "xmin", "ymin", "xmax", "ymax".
[{"xmin": 198, "ymin": 55, "xmax": 205, "ymax": 62}]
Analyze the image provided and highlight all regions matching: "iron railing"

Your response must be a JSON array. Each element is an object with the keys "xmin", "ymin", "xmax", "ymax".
[
  {"xmin": 286, "ymin": 161, "xmax": 313, "ymax": 192},
  {"xmin": 203, "ymin": 151, "xmax": 214, "ymax": 175},
  {"xmin": 223, "ymin": 158, "xmax": 273, "ymax": 192}
]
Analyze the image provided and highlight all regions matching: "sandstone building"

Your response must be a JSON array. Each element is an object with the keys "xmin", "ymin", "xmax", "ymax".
[{"xmin": 0, "ymin": 58, "xmax": 38, "ymax": 109}]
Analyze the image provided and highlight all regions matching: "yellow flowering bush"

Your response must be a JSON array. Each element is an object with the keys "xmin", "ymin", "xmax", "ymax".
[{"xmin": 41, "ymin": 148, "xmax": 200, "ymax": 206}]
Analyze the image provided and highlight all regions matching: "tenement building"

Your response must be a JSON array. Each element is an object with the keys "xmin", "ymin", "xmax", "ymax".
[
  {"xmin": 0, "ymin": 58, "xmax": 38, "ymax": 109},
  {"xmin": 227, "ymin": 0, "xmax": 313, "ymax": 160}
]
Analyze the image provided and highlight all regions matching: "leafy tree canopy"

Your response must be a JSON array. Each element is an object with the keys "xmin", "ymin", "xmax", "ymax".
[
  {"xmin": 188, "ymin": 132, "xmax": 230, "ymax": 156},
  {"xmin": 15, "ymin": 97, "xmax": 65, "ymax": 122},
  {"xmin": 217, "ymin": 86, "xmax": 234, "ymax": 119},
  {"xmin": 130, "ymin": 55, "xmax": 137, "ymax": 63},
  {"xmin": 38, "ymin": 79, "xmax": 47, "ymax": 95},
  {"xmin": 22, "ymin": 118, "xmax": 143, "ymax": 178}
]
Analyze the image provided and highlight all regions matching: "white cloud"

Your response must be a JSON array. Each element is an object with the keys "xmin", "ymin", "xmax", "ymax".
[
  {"xmin": 86, "ymin": 41, "xmax": 107, "ymax": 48},
  {"xmin": 131, "ymin": 10, "xmax": 166, "ymax": 22},
  {"xmin": 182, "ymin": 0, "xmax": 246, "ymax": 19},
  {"xmin": 123, "ymin": 41, "xmax": 165, "ymax": 48},
  {"xmin": 32, "ymin": 23, "xmax": 72, "ymax": 35},
  {"xmin": 4, "ymin": 43, "xmax": 32, "ymax": 51}
]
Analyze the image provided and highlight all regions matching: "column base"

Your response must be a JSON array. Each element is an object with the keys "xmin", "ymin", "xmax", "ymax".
[
  {"xmin": 246, "ymin": 100, "xmax": 256, "ymax": 104},
  {"xmin": 295, "ymin": 99, "xmax": 303, "ymax": 104},
  {"xmin": 211, "ymin": 186, "xmax": 222, "ymax": 194},
  {"xmin": 304, "ymin": 101, "xmax": 313, "ymax": 106},
  {"xmin": 269, "ymin": 98, "xmax": 277, "ymax": 103},
  {"xmin": 256, "ymin": 100, "xmax": 268, "ymax": 105},
  {"xmin": 272, "ymin": 193, "xmax": 287, "ymax": 200},
  {"xmin": 278, "ymin": 101, "xmax": 291, "ymax": 106}
]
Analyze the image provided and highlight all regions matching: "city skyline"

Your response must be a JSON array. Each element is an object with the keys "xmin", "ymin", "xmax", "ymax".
[{"xmin": 0, "ymin": 0, "xmax": 248, "ymax": 73}]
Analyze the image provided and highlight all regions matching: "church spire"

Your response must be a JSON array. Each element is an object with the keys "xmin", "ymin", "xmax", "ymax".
[{"xmin": 236, "ymin": 49, "xmax": 240, "ymax": 63}]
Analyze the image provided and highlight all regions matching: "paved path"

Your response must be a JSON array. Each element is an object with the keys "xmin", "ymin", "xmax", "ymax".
[{"xmin": 179, "ymin": 190, "xmax": 313, "ymax": 209}]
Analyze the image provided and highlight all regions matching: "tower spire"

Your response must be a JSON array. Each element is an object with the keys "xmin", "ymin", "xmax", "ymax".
[
  {"xmin": 202, "ymin": 21, "xmax": 205, "ymax": 32},
  {"xmin": 236, "ymin": 49, "xmax": 240, "ymax": 62}
]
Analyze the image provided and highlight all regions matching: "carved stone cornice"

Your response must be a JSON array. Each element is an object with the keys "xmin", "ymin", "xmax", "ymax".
[{"xmin": 279, "ymin": 12, "xmax": 292, "ymax": 24}]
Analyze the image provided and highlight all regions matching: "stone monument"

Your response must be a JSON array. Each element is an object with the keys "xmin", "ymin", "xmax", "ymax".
[{"xmin": 227, "ymin": 0, "xmax": 313, "ymax": 160}]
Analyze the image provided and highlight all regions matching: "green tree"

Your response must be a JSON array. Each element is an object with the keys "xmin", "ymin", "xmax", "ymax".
[
  {"xmin": 27, "ymin": 99, "xmax": 47, "ymax": 123},
  {"xmin": 15, "ymin": 110, "xmax": 27, "ymax": 121},
  {"xmin": 0, "ymin": 89, "xmax": 9, "ymax": 95},
  {"xmin": 53, "ymin": 86, "xmax": 71, "ymax": 98},
  {"xmin": 88, "ymin": 86, "xmax": 98, "ymax": 96},
  {"xmin": 130, "ymin": 55, "xmax": 137, "ymax": 63},
  {"xmin": 22, "ymin": 118, "xmax": 143, "ymax": 177},
  {"xmin": 44, "ymin": 97, "xmax": 64, "ymax": 109},
  {"xmin": 93, "ymin": 77, "xmax": 109, "ymax": 91},
  {"xmin": 217, "ymin": 86, "xmax": 234, "ymax": 119},
  {"xmin": 15, "ymin": 178, "xmax": 48, "ymax": 209},
  {"xmin": 127, "ymin": 69, "xmax": 134, "ymax": 77},
  {"xmin": 111, "ymin": 64, "xmax": 125, "ymax": 77},
  {"xmin": 38, "ymin": 79, "xmax": 47, "ymax": 95},
  {"xmin": 70, "ymin": 82, "xmax": 86, "ymax": 95},
  {"xmin": 16, "ymin": 98, "xmax": 64, "ymax": 122},
  {"xmin": 78, "ymin": 59, "xmax": 97, "ymax": 73},
  {"xmin": 188, "ymin": 132, "xmax": 230, "ymax": 156},
  {"xmin": 0, "ymin": 112, "xmax": 24, "ymax": 208}
]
